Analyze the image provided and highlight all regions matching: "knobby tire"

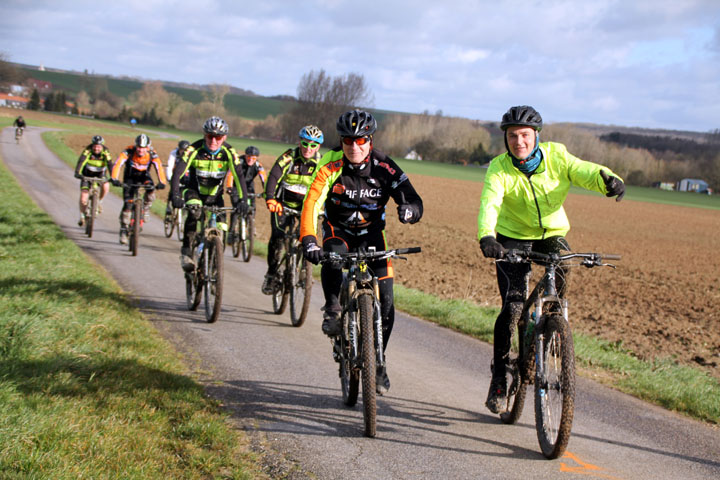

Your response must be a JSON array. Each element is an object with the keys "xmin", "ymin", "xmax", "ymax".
[
  {"xmin": 501, "ymin": 315, "xmax": 530, "ymax": 425},
  {"xmin": 289, "ymin": 253, "xmax": 312, "ymax": 327},
  {"xmin": 534, "ymin": 313, "xmax": 575, "ymax": 459},
  {"xmin": 340, "ymin": 303, "xmax": 360, "ymax": 406},
  {"xmin": 163, "ymin": 211, "xmax": 174, "ymax": 238},
  {"xmin": 86, "ymin": 189, "xmax": 98, "ymax": 238},
  {"xmin": 359, "ymin": 293, "xmax": 377, "ymax": 438},
  {"xmin": 203, "ymin": 236, "xmax": 224, "ymax": 323},
  {"xmin": 130, "ymin": 200, "xmax": 141, "ymax": 256},
  {"xmin": 272, "ymin": 246, "xmax": 289, "ymax": 314},
  {"xmin": 241, "ymin": 215, "xmax": 253, "ymax": 262},
  {"xmin": 230, "ymin": 213, "xmax": 241, "ymax": 258}
]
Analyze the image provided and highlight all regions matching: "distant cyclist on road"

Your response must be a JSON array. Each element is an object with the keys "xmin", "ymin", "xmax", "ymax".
[
  {"xmin": 13, "ymin": 115, "xmax": 26, "ymax": 138},
  {"xmin": 164, "ymin": 140, "xmax": 191, "ymax": 217},
  {"xmin": 225, "ymin": 145, "xmax": 266, "ymax": 244},
  {"xmin": 73, "ymin": 135, "xmax": 113, "ymax": 226},
  {"xmin": 299, "ymin": 110, "xmax": 423, "ymax": 395},
  {"xmin": 477, "ymin": 105, "xmax": 625, "ymax": 414},
  {"xmin": 261, "ymin": 125, "xmax": 324, "ymax": 295},
  {"xmin": 170, "ymin": 116, "xmax": 248, "ymax": 271},
  {"xmin": 110, "ymin": 134, "xmax": 167, "ymax": 245}
]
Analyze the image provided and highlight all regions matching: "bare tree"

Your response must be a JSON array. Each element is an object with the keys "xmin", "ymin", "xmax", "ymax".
[{"xmin": 283, "ymin": 69, "xmax": 374, "ymax": 143}]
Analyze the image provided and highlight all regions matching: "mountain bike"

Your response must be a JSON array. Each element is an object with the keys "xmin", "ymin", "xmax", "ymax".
[
  {"xmin": 123, "ymin": 182, "xmax": 155, "ymax": 257},
  {"xmin": 185, "ymin": 205, "xmax": 233, "ymax": 323},
  {"xmin": 228, "ymin": 193, "xmax": 262, "ymax": 261},
  {"xmin": 270, "ymin": 206, "xmax": 313, "ymax": 327},
  {"xmin": 15, "ymin": 127, "xmax": 23, "ymax": 144},
  {"xmin": 494, "ymin": 248, "xmax": 620, "ymax": 459},
  {"xmin": 322, "ymin": 246, "xmax": 421, "ymax": 438},
  {"xmin": 80, "ymin": 176, "xmax": 108, "ymax": 238},
  {"xmin": 163, "ymin": 204, "xmax": 183, "ymax": 241}
]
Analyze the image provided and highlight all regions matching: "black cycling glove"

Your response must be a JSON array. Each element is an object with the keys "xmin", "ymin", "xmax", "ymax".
[
  {"xmin": 480, "ymin": 236, "xmax": 506, "ymax": 259},
  {"xmin": 600, "ymin": 170, "xmax": 625, "ymax": 202}
]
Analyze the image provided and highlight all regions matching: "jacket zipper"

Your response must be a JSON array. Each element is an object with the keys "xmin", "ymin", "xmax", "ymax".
[{"xmin": 527, "ymin": 175, "xmax": 547, "ymax": 240}]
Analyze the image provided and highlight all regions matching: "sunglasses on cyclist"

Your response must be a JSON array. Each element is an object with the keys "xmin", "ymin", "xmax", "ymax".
[
  {"xmin": 300, "ymin": 140, "xmax": 320, "ymax": 149},
  {"xmin": 342, "ymin": 136, "xmax": 371, "ymax": 146},
  {"xmin": 205, "ymin": 133, "xmax": 225, "ymax": 141}
]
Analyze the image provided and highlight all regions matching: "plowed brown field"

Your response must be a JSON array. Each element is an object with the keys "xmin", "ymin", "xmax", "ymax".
[{"xmin": 62, "ymin": 130, "xmax": 720, "ymax": 381}]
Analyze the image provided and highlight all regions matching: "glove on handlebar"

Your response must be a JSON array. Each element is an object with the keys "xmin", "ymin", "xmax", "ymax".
[
  {"xmin": 156, "ymin": 183, "xmax": 166, "ymax": 190},
  {"xmin": 74, "ymin": 172, "xmax": 82, "ymax": 180},
  {"xmin": 480, "ymin": 235, "xmax": 506, "ymax": 259},
  {"xmin": 111, "ymin": 178, "xmax": 122, "ymax": 187},
  {"xmin": 302, "ymin": 235, "xmax": 323, "ymax": 265},
  {"xmin": 234, "ymin": 200, "xmax": 248, "ymax": 216},
  {"xmin": 398, "ymin": 204, "xmax": 420, "ymax": 224},
  {"xmin": 266, "ymin": 199, "xmax": 283, "ymax": 215},
  {"xmin": 600, "ymin": 170, "xmax": 625, "ymax": 202},
  {"xmin": 171, "ymin": 194, "xmax": 184, "ymax": 209}
]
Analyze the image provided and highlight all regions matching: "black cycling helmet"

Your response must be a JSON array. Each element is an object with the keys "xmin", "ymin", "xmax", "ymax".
[
  {"xmin": 203, "ymin": 116, "xmax": 229, "ymax": 135},
  {"xmin": 336, "ymin": 109, "xmax": 377, "ymax": 137},
  {"xmin": 500, "ymin": 105, "xmax": 543, "ymax": 132},
  {"xmin": 91, "ymin": 135, "xmax": 104, "ymax": 145},
  {"xmin": 245, "ymin": 145, "xmax": 260, "ymax": 156},
  {"xmin": 135, "ymin": 134, "xmax": 151, "ymax": 147},
  {"xmin": 178, "ymin": 140, "xmax": 190, "ymax": 150}
]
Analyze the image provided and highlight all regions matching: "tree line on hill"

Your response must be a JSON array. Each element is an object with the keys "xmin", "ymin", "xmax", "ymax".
[{"xmin": 2, "ymin": 54, "xmax": 717, "ymax": 190}]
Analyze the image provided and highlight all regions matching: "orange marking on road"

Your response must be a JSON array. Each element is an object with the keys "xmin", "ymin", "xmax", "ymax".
[{"xmin": 559, "ymin": 451, "xmax": 623, "ymax": 479}]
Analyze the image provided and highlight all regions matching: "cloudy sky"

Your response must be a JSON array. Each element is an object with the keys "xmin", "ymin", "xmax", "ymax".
[{"xmin": 2, "ymin": 0, "xmax": 719, "ymax": 132}]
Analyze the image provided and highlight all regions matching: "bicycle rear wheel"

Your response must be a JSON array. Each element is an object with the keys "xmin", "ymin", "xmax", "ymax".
[
  {"xmin": 272, "ymin": 251, "xmax": 289, "ymax": 314},
  {"xmin": 535, "ymin": 313, "xmax": 575, "ymax": 459},
  {"xmin": 501, "ymin": 314, "xmax": 531, "ymax": 424},
  {"xmin": 129, "ymin": 201, "xmax": 141, "ymax": 256},
  {"xmin": 241, "ymin": 215, "xmax": 253, "ymax": 262},
  {"xmin": 339, "ymin": 316, "xmax": 360, "ymax": 406},
  {"xmin": 163, "ymin": 210, "xmax": 174, "ymax": 238},
  {"xmin": 230, "ymin": 213, "xmax": 241, "ymax": 258},
  {"xmin": 86, "ymin": 189, "xmax": 98, "ymax": 238},
  {"xmin": 185, "ymin": 271, "xmax": 201, "ymax": 310},
  {"xmin": 203, "ymin": 236, "xmax": 224, "ymax": 323},
  {"xmin": 289, "ymin": 253, "xmax": 312, "ymax": 327},
  {"xmin": 358, "ymin": 293, "xmax": 377, "ymax": 438}
]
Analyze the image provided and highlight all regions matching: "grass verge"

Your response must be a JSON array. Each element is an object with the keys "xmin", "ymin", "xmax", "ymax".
[{"xmin": 0, "ymin": 155, "xmax": 266, "ymax": 478}]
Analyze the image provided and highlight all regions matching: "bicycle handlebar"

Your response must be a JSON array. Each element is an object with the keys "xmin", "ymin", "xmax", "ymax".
[
  {"xmin": 122, "ymin": 182, "xmax": 156, "ymax": 191},
  {"xmin": 503, "ymin": 249, "xmax": 621, "ymax": 267},
  {"xmin": 321, "ymin": 246, "xmax": 422, "ymax": 264}
]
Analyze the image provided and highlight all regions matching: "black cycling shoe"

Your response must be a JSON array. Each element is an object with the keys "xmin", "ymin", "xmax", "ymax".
[
  {"xmin": 321, "ymin": 311, "xmax": 342, "ymax": 336},
  {"xmin": 261, "ymin": 274, "xmax": 274, "ymax": 295},
  {"xmin": 485, "ymin": 376, "xmax": 508, "ymax": 414},
  {"xmin": 376, "ymin": 367, "xmax": 390, "ymax": 395}
]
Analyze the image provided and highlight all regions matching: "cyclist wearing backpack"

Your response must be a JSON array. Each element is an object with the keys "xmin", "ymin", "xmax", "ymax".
[
  {"xmin": 477, "ymin": 105, "xmax": 625, "ymax": 414},
  {"xmin": 111, "ymin": 134, "xmax": 167, "ymax": 244},
  {"xmin": 170, "ymin": 116, "xmax": 248, "ymax": 271},
  {"xmin": 74, "ymin": 135, "xmax": 113, "ymax": 226},
  {"xmin": 299, "ymin": 110, "xmax": 423, "ymax": 394},
  {"xmin": 261, "ymin": 126, "xmax": 323, "ymax": 295}
]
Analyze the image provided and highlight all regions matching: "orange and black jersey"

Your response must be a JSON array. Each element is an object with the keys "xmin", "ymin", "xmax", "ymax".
[
  {"xmin": 300, "ymin": 148, "xmax": 423, "ymax": 239},
  {"xmin": 111, "ymin": 145, "xmax": 167, "ymax": 184}
]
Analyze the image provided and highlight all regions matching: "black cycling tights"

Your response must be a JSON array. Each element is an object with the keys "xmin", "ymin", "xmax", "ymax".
[{"xmin": 491, "ymin": 235, "xmax": 570, "ymax": 379}]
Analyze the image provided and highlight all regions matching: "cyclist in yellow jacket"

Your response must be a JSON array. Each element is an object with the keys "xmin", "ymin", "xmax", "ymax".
[
  {"xmin": 74, "ymin": 135, "xmax": 112, "ymax": 226},
  {"xmin": 477, "ymin": 105, "xmax": 625, "ymax": 414},
  {"xmin": 261, "ymin": 125, "xmax": 324, "ymax": 295}
]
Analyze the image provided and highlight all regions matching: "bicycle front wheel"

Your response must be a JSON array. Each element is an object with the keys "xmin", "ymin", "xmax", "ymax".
[
  {"xmin": 289, "ymin": 253, "xmax": 312, "ymax": 327},
  {"xmin": 272, "ymin": 251, "xmax": 289, "ymax": 314},
  {"xmin": 241, "ymin": 215, "xmax": 253, "ymax": 262},
  {"xmin": 86, "ymin": 189, "xmax": 98, "ymax": 238},
  {"xmin": 534, "ymin": 313, "xmax": 575, "ymax": 459},
  {"xmin": 230, "ymin": 213, "xmax": 241, "ymax": 258},
  {"xmin": 203, "ymin": 236, "xmax": 224, "ymax": 323},
  {"xmin": 358, "ymin": 293, "xmax": 377, "ymax": 438},
  {"xmin": 130, "ymin": 201, "xmax": 141, "ymax": 256}
]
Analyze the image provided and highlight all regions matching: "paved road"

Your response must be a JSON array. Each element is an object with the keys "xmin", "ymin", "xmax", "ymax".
[{"xmin": 2, "ymin": 126, "xmax": 719, "ymax": 479}]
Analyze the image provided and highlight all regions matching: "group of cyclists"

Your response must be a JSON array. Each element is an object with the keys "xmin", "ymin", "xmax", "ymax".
[{"xmin": 66, "ymin": 104, "xmax": 625, "ymax": 409}]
